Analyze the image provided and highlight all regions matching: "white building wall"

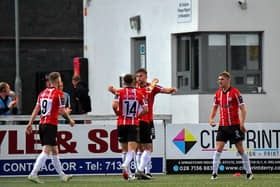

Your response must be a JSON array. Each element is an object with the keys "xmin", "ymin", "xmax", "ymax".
[
  {"xmin": 85, "ymin": 0, "xmax": 280, "ymax": 123},
  {"xmin": 85, "ymin": 0, "xmax": 200, "ymax": 123}
]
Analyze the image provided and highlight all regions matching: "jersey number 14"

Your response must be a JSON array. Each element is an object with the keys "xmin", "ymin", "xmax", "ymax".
[{"xmin": 123, "ymin": 100, "xmax": 138, "ymax": 117}]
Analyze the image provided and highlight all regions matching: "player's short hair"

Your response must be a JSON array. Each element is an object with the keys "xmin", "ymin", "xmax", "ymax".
[
  {"xmin": 48, "ymin": 72, "xmax": 61, "ymax": 85},
  {"xmin": 219, "ymin": 71, "xmax": 231, "ymax": 79},
  {"xmin": 136, "ymin": 68, "xmax": 147, "ymax": 75},
  {"xmin": 0, "ymin": 82, "xmax": 8, "ymax": 93},
  {"xmin": 123, "ymin": 74, "xmax": 135, "ymax": 85},
  {"xmin": 72, "ymin": 74, "xmax": 81, "ymax": 82}
]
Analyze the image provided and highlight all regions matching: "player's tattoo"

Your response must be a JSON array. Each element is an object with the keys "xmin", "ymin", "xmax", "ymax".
[{"xmin": 62, "ymin": 112, "xmax": 71, "ymax": 122}]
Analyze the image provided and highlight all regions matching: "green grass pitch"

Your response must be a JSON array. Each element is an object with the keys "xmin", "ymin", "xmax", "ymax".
[{"xmin": 1, "ymin": 174, "xmax": 280, "ymax": 187}]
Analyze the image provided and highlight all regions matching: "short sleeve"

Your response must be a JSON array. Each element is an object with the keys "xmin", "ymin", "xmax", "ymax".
[
  {"xmin": 235, "ymin": 90, "xmax": 244, "ymax": 106},
  {"xmin": 213, "ymin": 93, "xmax": 219, "ymax": 106},
  {"xmin": 154, "ymin": 85, "xmax": 163, "ymax": 94}
]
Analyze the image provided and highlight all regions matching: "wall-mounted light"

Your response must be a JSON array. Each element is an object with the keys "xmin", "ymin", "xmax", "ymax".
[
  {"xmin": 129, "ymin": 15, "xmax": 141, "ymax": 32},
  {"xmin": 237, "ymin": 0, "xmax": 247, "ymax": 10}
]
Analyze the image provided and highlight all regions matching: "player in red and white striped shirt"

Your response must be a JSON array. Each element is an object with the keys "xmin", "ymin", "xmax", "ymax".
[
  {"xmin": 108, "ymin": 69, "xmax": 177, "ymax": 178},
  {"xmin": 213, "ymin": 83, "xmax": 245, "ymax": 127},
  {"xmin": 114, "ymin": 87, "xmax": 146, "ymax": 126},
  {"xmin": 209, "ymin": 71, "xmax": 253, "ymax": 180},
  {"xmin": 25, "ymin": 72, "xmax": 75, "ymax": 183},
  {"xmin": 112, "ymin": 74, "xmax": 148, "ymax": 180},
  {"xmin": 135, "ymin": 68, "xmax": 177, "ymax": 178}
]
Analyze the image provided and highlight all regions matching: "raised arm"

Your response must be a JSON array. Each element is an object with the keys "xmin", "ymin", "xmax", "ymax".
[
  {"xmin": 161, "ymin": 87, "xmax": 177, "ymax": 94},
  {"xmin": 108, "ymin": 86, "xmax": 118, "ymax": 95},
  {"xmin": 149, "ymin": 78, "xmax": 177, "ymax": 94},
  {"xmin": 148, "ymin": 78, "xmax": 159, "ymax": 91}
]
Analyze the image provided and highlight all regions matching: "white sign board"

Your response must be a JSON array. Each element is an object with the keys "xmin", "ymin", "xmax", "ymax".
[
  {"xmin": 0, "ymin": 122, "xmax": 164, "ymax": 176},
  {"xmin": 177, "ymin": 0, "xmax": 192, "ymax": 23},
  {"xmin": 166, "ymin": 123, "xmax": 280, "ymax": 173},
  {"xmin": 166, "ymin": 123, "xmax": 280, "ymax": 159}
]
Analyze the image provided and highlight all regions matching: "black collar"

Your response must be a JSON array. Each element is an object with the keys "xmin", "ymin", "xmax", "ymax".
[{"xmin": 222, "ymin": 87, "xmax": 231, "ymax": 94}]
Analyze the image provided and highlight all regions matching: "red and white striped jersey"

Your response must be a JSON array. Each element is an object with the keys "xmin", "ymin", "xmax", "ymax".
[
  {"xmin": 214, "ymin": 87, "xmax": 244, "ymax": 126},
  {"xmin": 114, "ymin": 87, "xmax": 147, "ymax": 126},
  {"xmin": 37, "ymin": 87, "xmax": 65, "ymax": 126},
  {"xmin": 137, "ymin": 83, "xmax": 163, "ymax": 123}
]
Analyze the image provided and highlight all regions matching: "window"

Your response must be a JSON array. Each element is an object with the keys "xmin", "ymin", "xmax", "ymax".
[
  {"xmin": 175, "ymin": 35, "xmax": 199, "ymax": 93},
  {"xmin": 229, "ymin": 34, "xmax": 261, "ymax": 91},
  {"xmin": 131, "ymin": 37, "xmax": 146, "ymax": 73},
  {"xmin": 176, "ymin": 36, "xmax": 191, "ymax": 92},
  {"xmin": 173, "ymin": 32, "xmax": 262, "ymax": 94}
]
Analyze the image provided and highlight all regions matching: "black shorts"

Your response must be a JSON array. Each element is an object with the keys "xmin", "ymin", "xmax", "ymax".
[
  {"xmin": 117, "ymin": 125, "xmax": 138, "ymax": 143},
  {"xmin": 139, "ymin": 121, "xmax": 152, "ymax": 144},
  {"xmin": 216, "ymin": 125, "xmax": 244, "ymax": 144},
  {"xmin": 39, "ymin": 123, "xmax": 58, "ymax": 146}
]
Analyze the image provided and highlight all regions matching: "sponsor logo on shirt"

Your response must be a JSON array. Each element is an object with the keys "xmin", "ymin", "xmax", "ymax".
[{"xmin": 221, "ymin": 105, "xmax": 232, "ymax": 108}]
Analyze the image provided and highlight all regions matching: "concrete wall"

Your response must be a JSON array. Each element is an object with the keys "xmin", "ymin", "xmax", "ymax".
[
  {"xmin": 85, "ymin": 0, "xmax": 280, "ymax": 123},
  {"xmin": 86, "ymin": 0, "xmax": 199, "ymax": 121}
]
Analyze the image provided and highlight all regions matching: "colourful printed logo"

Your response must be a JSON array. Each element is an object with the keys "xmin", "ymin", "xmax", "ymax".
[{"xmin": 173, "ymin": 128, "xmax": 197, "ymax": 154}]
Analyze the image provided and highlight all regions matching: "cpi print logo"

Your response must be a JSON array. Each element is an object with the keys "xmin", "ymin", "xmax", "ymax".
[{"xmin": 173, "ymin": 128, "xmax": 197, "ymax": 154}]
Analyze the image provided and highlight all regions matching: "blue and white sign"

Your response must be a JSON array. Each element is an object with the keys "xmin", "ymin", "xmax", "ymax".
[
  {"xmin": 0, "ymin": 123, "xmax": 165, "ymax": 176},
  {"xmin": 0, "ymin": 158, "xmax": 163, "ymax": 176}
]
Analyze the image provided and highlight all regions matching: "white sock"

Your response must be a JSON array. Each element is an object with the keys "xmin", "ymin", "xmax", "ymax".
[
  {"xmin": 30, "ymin": 152, "xmax": 48, "ymax": 176},
  {"xmin": 122, "ymin": 152, "xmax": 132, "ymax": 174},
  {"xmin": 139, "ymin": 150, "xmax": 151, "ymax": 171},
  {"xmin": 145, "ymin": 160, "xmax": 152, "ymax": 174},
  {"xmin": 241, "ymin": 152, "xmax": 252, "ymax": 174},
  {"xmin": 136, "ymin": 152, "xmax": 142, "ymax": 170},
  {"xmin": 52, "ymin": 155, "xmax": 65, "ymax": 177},
  {"xmin": 123, "ymin": 151, "xmax": 134, "ymax": 167},
  {"xmin": 212, "ymin": 151, "xmax": 222, "ymax": 175},
  {"xmin": 121, "ymin": 152, "xmax": 127, "ymax": 163}
]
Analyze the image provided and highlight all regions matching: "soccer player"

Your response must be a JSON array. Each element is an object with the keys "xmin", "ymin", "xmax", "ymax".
[
  {"xmin": 135, "ymin": 68, "xmax": 177, "ymax": 178},
  {"xmin": 112, "ymin": 74, "xmax": 148, "ymax": 180},
  {"xmin": 209, "ymin": 71, "xmax": 254, "ymax": 180},
  {"xmin": 25, "ymin": 72, "xmax": 75, "ymax": 184}
]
